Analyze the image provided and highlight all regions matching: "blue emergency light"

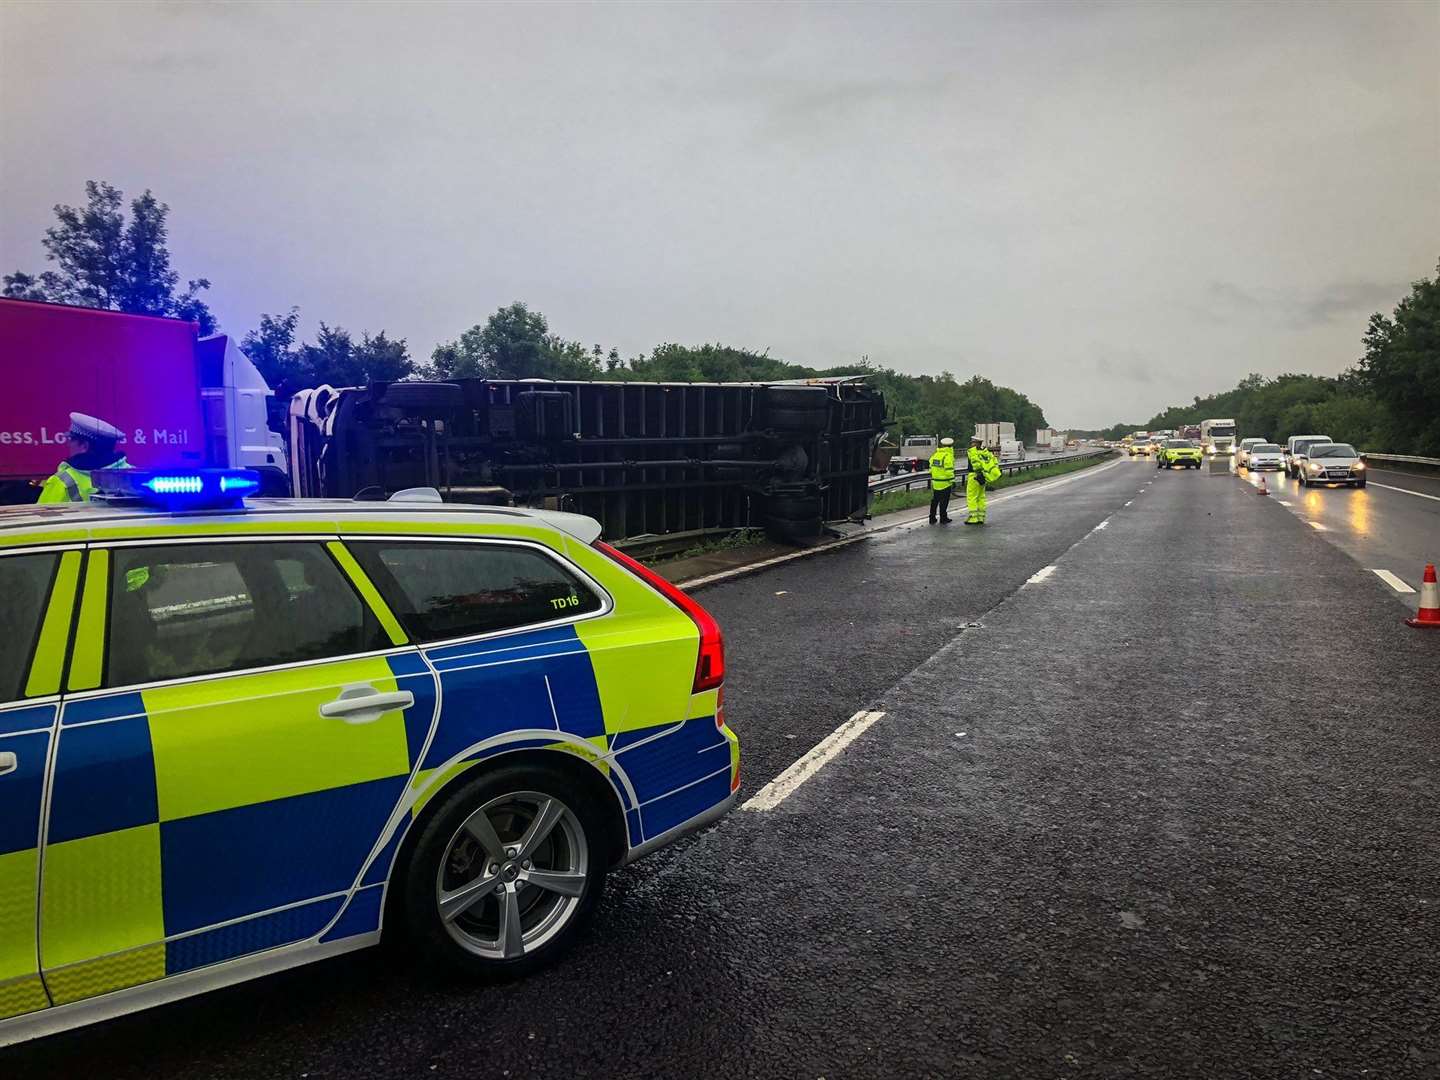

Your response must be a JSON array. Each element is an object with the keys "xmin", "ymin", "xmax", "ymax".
[{"xmin": 93, "ymin": 468, "xmax": 261, "ymax": 509}]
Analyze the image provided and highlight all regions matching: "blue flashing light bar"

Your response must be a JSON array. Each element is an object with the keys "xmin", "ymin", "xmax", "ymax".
[{"xmin": 93, "ymin": 468, "xmax": 262, "ymax": 509}]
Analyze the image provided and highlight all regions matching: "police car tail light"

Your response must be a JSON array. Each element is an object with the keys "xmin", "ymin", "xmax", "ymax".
[
  {"xmin": 593, "ymin": 540, "xmax": 726, "ymax": 693},
  {"xmin": 95, "ymin": 468, "xmax": 261, "ymax": 509}
]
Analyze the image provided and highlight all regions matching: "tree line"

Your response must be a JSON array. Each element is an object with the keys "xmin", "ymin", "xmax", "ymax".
[
  {"xmin": 1088, "ymin": 261, "xmax": 1440, "ymax": 455},
  {"xmin": 4, "ymin": 179, "xmax": 1049, "ymax": 443}
]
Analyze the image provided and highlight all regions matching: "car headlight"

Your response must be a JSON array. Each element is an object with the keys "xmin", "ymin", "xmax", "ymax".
[
  {"xmin": 1353, "ymin": 461, "xmax": 1364, "ymax": 470},
  {"xmin": 1309, "ymin": 462, "xmax": 1322, "ymax": 471}
]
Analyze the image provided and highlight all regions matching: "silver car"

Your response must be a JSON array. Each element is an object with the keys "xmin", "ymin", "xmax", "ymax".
[
  {"xmin": 1236, "ymin": 437, "xmax": 1267, "ymax": 467},
  {"xmin": 1299, "ymin": 442, "xmax": 1367, "ymax": 488},
  {"xmin": 1246, "ymin": 442, "xmax": 1284, "ymax": 470}
]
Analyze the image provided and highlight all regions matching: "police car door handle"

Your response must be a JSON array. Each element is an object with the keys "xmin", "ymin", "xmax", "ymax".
[
  {"xmin": 319, "ymin": 686, "xmax": 414, "ymax": 723},
  {"xmin": 0, "ymin": 751, "xmax": 16, "ymax": 777}
]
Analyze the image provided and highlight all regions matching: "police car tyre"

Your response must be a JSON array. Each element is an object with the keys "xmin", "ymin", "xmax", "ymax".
[
  {"xmin": 380, "ymin": 381, "xmax": 465, "ymax": 410},
  {"xmin": 404, "ymin": 764, "xmax": 606, "ymax": 979}
]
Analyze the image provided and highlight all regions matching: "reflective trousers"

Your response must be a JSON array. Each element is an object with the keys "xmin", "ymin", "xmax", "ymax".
[{"xmin": 966, "ymin": 474, "xmax": 988, "ymax": 522}]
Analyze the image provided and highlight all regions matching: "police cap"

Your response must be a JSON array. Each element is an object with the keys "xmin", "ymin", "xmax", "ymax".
[
  {"xmin": 939, "ymin": 437, "xmax": 954, "ymax": 446},
  {"xmin": 68, "ymin": 412, "xmax": 123, "ymax": 445}
]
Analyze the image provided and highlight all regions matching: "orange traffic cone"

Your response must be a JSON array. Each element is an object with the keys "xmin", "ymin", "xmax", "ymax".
[
  {"xmin": 1406, "ymin": 564, "xmax": 1440, "ymax": 629},
  {"xmin": 1257, "ymin": 474, "xmax": 1269, "ymax": 496}
]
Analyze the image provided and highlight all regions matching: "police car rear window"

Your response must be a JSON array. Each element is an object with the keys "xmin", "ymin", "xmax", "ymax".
[
  {"xmin": 349, "ymin": 541, "xmax": 602, "ymax": 643},
  {"xmin": 105, "ymin": 542, "xmax": 390, "ymax": 687},
  {"xmin": 0, "ymin": 552, "xmax": 58, "ymax": 703}
]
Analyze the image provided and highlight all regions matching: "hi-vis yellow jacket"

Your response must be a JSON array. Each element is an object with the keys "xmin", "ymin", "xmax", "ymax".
[{"xmin": 928, "ymin": 446, "xmax": 956, "ymax": 490}]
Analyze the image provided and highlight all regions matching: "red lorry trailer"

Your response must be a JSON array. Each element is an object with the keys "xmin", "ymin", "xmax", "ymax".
[{"xmin": 0, "ymin": 298, "xmax": 286, "ymax": 503}]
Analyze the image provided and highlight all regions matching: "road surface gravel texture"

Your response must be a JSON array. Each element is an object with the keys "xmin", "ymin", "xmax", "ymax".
[{"xmin": 8, "ymin": 458, "xmax": 1438, "ymax": 1078}]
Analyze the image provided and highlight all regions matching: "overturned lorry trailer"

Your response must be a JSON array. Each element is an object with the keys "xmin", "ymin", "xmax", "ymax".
[{"xmin": 288, "ymin": 377, "xmax": 887, "ymax": 540}]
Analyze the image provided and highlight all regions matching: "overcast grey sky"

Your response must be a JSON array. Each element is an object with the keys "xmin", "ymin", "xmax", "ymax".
[{"xmin": 2, "ymin": 1, "xmax": 1436, "ymax": 427}]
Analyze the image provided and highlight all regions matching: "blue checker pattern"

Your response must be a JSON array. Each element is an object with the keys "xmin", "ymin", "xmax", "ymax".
[
  {"xmin": 612, "ymin": 716, "xmax": 727, "ymax": 804},
  {"xmin": 62, "ymin": 691, "xmax": 144, "ymax": 727},
  {"xmin": 421, "ymin": 626, "xmax": 604, "ymax": 769},
  {"xmin": 385, "ymin": 653, "xmax": 437, "ymax": 766},
  {"xmin": 321, "ymin": 884, "xmax": 384, "ymax": 943},
  {"xmin": 639, "ymin": 768, "xmax": 733, "ymax": 839},
  {"xmin": 160, "ymin": 776, "xmax": 407, "ymax": 935},
  {"xmin": 0, "ymin": 702, "xmax": 56, "ymax": 736},
  {"xmin": 0, "ymin": 730, "xmax": 51, "ymax": 855},
  {"xmin": 47, "ymin": 713, "xmax": 158, "ymax": 844},
  {"xmin": 166, "ymin": 895, "xmax": 344, "ymax": 975},
  {"xmin": 360, "ymin": 812, "xmax": 410, "ymax": 887}
]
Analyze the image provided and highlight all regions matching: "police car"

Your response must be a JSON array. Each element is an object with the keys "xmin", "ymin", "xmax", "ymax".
[{"xmin": 0, "ymin": 469, "xmax": 738, "ymax": 1044}]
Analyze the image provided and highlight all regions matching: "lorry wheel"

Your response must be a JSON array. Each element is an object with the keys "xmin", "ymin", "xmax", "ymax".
[
  {"xmin": 381, "ymin": 381, "xmax": 465, "ymax": 410},
  {"xmin": 767, "ymin": 494, "xmax": 822, "ymax": 520},
  {"xmin": 765, "ymin": 407, "xmax": 830, "ymax": 433},
  {"xmin": 765, "ymin": 514, "xmax": 823, "ymax": 540},
  {"xmin": 763, "ymin": 387, "xmax": 830, "ymax": 433},
  {"xmin": 763, "ymin": 386, "xmax": 829, "ymax": 412}
]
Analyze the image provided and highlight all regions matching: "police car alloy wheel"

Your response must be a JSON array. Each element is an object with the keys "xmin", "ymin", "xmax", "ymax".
[{"xmin": 405, "ymin": 765, "xmax": 606, "ymax": 977}]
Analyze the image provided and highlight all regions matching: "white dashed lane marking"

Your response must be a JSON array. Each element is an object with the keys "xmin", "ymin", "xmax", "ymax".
[
  {"xmin": 1369, "ymin": 569, "xmax": 1416, "ymax": 594},
  {"xmin": 1308, "ymin": 521, "xmax": 1328, "ymax": 531},
  {"xmin": 742, "ymin": 710, "xmax": 887, "ymax": 811},
  {"xmin": 1026, "ymin": 564, "xmax": 1058, "ymax": 585}
]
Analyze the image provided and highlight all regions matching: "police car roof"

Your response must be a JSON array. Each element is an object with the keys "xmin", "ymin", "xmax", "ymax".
[{"xmin": 0, "ymin": 498, "xmax": 605, "ymax": 545}]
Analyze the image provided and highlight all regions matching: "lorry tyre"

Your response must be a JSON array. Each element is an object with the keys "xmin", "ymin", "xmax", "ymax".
[
  {"xmin": 765, "ymin": 513, "xmax": 823, "ymax": 540},
  {"xmin": 381, "ymin": 381, "xmax": 465, "ymax": 410},
  {"xmin": 766, "ymin": 493, "xmax": 822, "ymax": 521},
  {"xmin": 763, "ymin": 386, "xmax": 829, "ymax": 412},
  {"xmin": 763, "ymin": 387, "xmax": 830, "ymax": 433},
  {"xmin": 765, "ymin": 407, "xmax": 830, "ymax": 433}
]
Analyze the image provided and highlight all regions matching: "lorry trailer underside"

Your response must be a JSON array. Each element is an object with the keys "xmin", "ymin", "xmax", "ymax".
[{"xmin": 289, "ymin": 378, "xmax": 887, "ymax": 541}]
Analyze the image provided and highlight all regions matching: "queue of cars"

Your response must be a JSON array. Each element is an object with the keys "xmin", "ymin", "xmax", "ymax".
[{"xmin": 1148, "ymin": 430, "xmax": 1369, "ymax": 489}]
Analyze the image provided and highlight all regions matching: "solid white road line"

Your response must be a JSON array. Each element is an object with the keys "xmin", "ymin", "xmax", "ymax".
[
  {"xmin": 679, "ymin": 457, "xmax": 1127, "ymax": 588},
  {"xmin": 1026, "ymin": 564, "xmax": 1057, "ymax": 584},
  {"xmin": 741, "ymin": 710, "xmax": 886, "ymax": 811},
  {"xmin": 1369, "ymin": 569, "xmax": 1416, "ymax": 594},
  {"xmin": 1368, "ymin": 481, "xmax": 1440, "ymax": 503},
  {"xmin": 1277, "ymin": 500, "xmax": 1292, "ymax": 506},
  {"xmin": 1093, "ymin": 519, "xmax": 1110, "ymax": 530},
  {"xmin": 1308, "ymin": 521, "xmax": 1328, "ymax": 531}
]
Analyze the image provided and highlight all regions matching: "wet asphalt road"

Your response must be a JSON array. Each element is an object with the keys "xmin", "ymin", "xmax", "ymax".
[
  {"xmin": 1233, "ymin": 463, "xmax": 1440, "ymax": 615},
  {"xmin": 9, "ymin": 456, "xmax": 1439, "ymax": 1078}
]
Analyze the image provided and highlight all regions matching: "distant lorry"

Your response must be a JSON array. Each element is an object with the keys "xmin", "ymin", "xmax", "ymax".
[
  {"xmin": 1035, "ymin": 427, "xmax": 1065, "ymax": 453},
  {"xmin": 888, "ymin": 434, "xmax": 939, "ymax": 475},
  {"xmin": 975, "ymin": 421, "xmax": 1024, "ymax": 462},
  {"xmin": 0, "ymin": 298, "xmax": 287, "ymax": 503},
  {"xmin": 1200, "ymin": 418, "xmax": 1238, "ymax": 456}
]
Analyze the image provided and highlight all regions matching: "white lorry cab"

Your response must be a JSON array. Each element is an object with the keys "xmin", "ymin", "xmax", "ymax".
[{"xmin": 1200, "ymin": 418, "xmax": 1238, "ymax": 456}]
